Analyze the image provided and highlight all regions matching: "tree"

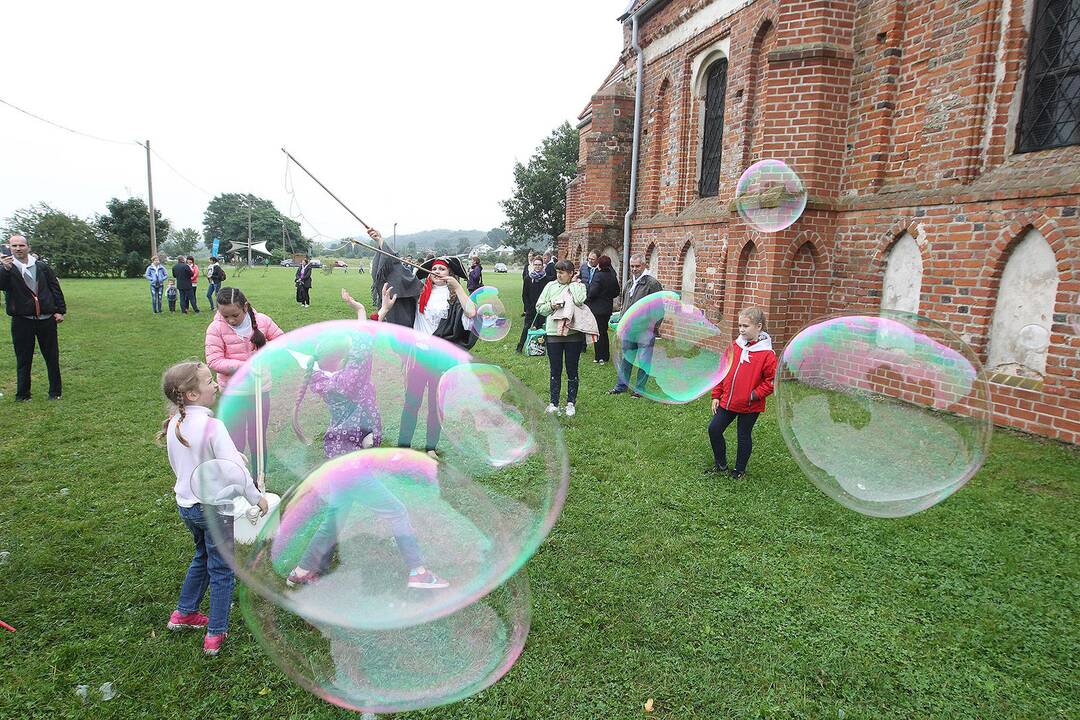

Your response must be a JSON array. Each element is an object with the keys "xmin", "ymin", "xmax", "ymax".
[
  {"xmin": 96, "ymin": 197, "xmax": 171, "ymax": 260},
  {"xmin": 202, "ymin": 193, "xmax": 308, "ymax": 260},
  {"xmin": 486, "ymin": 227, "xmax": 509, "ymax": 246},
  {"xmin": 500, "ymin": 121, "xmax": 579, "ymax": 245},
  {"xmin": 164, "ymin": 227, "xmax": 201, "ymax": 257},
  {"xmin": 455, "ymin": 236, "xmax": 470, "ymax": 255},
  {"xmin": 3, "ymin": 204, "xmax": 121, "ymax": 278}
]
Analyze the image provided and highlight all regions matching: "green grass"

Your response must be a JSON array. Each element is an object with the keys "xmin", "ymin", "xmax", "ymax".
[{"xmin": 1, "ymin": 268, "xmax": 1078, "ymax": 719}]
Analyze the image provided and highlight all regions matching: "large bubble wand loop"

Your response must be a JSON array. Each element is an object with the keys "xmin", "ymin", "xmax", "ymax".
[{"xmin": 280, "ymin": 148, "xmax": 424, "ymax": 271}]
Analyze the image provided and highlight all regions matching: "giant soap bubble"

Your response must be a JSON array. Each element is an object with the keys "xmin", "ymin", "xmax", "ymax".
[
  {"xmin": 613, "ymin": 291, "xmax": 733, "ymax": 404},
  {"xmin": 240, "ymin": 573, "xmax": 530, "ymax": 714},
  {"xmin": 469, "ymin": 286, "xmax": 511, "ymax": 342},
  {"xmin": 775, "ymin": 311, "xmax": 992, "ymax": 517},
  {"xmin": 735, "ymin": 159, "xmax": 807, "ymax": 233},
  {"xmin": 195, "ymin": 320, "xmax": 568, "ymax": 630}
]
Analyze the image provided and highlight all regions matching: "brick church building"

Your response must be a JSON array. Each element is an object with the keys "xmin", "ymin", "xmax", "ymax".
[{"xmin": 561, "ymin": 0, "xmax": 1080, "ymax": 444}]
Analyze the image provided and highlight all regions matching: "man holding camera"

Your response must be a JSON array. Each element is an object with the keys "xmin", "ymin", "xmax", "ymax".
[{"xmin": 0, "ymin": 235, "xmax": 66, "ymax": 401}]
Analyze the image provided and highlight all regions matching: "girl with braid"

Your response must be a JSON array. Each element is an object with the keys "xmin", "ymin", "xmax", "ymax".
[
  {"xmin": 158, "ymin": 361, "xmax": 268, "ymax": 656},
  {"xmin": 205, "ymin": 287, "xmax": 284, "ymax": 475}
]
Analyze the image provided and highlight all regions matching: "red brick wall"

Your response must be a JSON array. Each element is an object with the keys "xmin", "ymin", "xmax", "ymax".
[{"xmin": 563, "ymin": 0, "xmax": 1080, "ymax": 444}]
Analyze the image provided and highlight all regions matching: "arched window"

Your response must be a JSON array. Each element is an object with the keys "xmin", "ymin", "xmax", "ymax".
[
  {"xmin": 881, "ymin": 232, "xmax": 923, "ymax": 315},
  {"xmin": 699, "ymin": 58, "xmax": 728, "ymax": 197},
  {"xmin": 987, "ymin": 229, "xmax": 1059, "ymax": 376},
  {"xmin": 1017, "ymin": 0, "xmax": 1080, "ymax": 152},
  {"xmin": 681, "ymin": 244, "xmax": 697, "ymax": 304},
  {"xmin": 602, "ymin": 245, "xmax": 620, "ymax": 278},
  {"xmin": 647, "ymin": 244, "xmax": 660, "ymax": 278}
]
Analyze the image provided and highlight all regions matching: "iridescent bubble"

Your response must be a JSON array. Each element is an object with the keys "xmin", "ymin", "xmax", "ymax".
[
  {"xmin": 775, "ymin": 311, "xmax": 993, "ymax": 518},
  {"xmin": 613, "ymin": 291, "xmax": 733, "ymax": 404},
  {"xmin": 437, "ymin": 364, "xmax": 538, "ymax": 469},
  {"xmin": 1018, "ymin": 323, "xmax": 1050, "ymax": 352},
  {"xmin": 189, "ymin": 458, "xmax": 252, "ymax": 516},
  {"xmin": 240, "ymin": 573, "xmax": 530, "ymax": 714},
  {"xmin": 197, "ymin": 320, "xmax": 567, "ymax": 630},
  {"xmin": 735, "ymin": 159, "xmax": 807, "ymax": 233},
  {"xmin": 469, "ymin": 286, "xmax": 511, "ymax": 342}
]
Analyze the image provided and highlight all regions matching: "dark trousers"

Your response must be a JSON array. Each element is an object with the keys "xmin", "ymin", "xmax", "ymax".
[
  {"xmin": 296, "ymin": 285, "xmax": 310, "ymax": 305},
  {"xmin": 189, "ymin": 287, "xmax": 200, "ymax": 312},
  {"xmin": 179, "ymin": 288, "xmax": 198, "ymax": 313},
  {"xmin": 593, "ymin": 314, "xmax": 612, "ymax": 361},
  {"xmin": 547, "ymin": 339, "xmax": 583, "ymax": 405},
  {"xmin": 12, "ymin": 316, "xmax": 62, "ymax": 400},
  {"xmin": 168, "ymin": 294, "xmax": 177, "ymax": 311},
  {"xmin": 399, "ymin": 359, "xmax": 441, "ymax": 451},
  {"xmin": 708, "ymin": 408, "xmax": 760, "ymax": 472}
]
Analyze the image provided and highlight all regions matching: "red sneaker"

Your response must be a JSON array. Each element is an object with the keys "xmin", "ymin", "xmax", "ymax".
[
  {"xmin": 203, "ymin": 632, "xmax": 228, "ymax": 656},
  {"xmin": 167, "ymin": 610, "xmax": 209, "ymax": 632},
  {"xmin": 407, "ymin": 569, "xmax": 449, "ymax": 589}
]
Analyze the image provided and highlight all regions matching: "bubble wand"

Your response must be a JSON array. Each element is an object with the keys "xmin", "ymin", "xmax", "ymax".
[
  {"xmin": 280, "ymin": 148, "xmax": 425, "ymax": 272},
  {"xmin": 0, "ymin": 619, "xmax": 15, "ymax": 633},
  {"xmin": 254, "ymin": 358, "xmax": 266, "ymax": 493}
]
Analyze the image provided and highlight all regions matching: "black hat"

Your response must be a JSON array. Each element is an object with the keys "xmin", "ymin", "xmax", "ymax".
[{"xmin": 417, "ymin": 255, "xmax": 467, "ymax": 281}]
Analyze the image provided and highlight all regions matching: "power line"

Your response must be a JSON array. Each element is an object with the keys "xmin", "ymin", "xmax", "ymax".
[
  {"xmin": 141, "ymin": 143, "xmax": 213, "ymax": 197},
  {"xmin": 0, "ymin": 96, "xmax": 137, "ymax": 147}
]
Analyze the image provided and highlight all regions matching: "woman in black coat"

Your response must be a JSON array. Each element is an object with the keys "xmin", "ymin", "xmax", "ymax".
[{"xmin": 585, "ymin": 255, "xmax": 620, "ymax": 363}]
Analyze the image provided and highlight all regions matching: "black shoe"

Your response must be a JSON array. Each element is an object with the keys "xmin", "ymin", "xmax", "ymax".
[
  {"xmin": 730, "ymin": 469, "xmax": 745, "ymax": 479},
  {"xmin": 15, "ymin": 396, "xmax": 30, "ymax": 402},
  {"xmin": 630, "ymin": 392, "xmax": 642, "ymax": 399},
  {"xmin": 706, "ymin": 464, "xmax": 729, "ymax": 474},
  {"xmin": 607, "ymin": 387, "xmax": 626, "ymax": 395},
  {"xmin": 48, "ymin": 395, "xmax": 61, "ymax": 400}
]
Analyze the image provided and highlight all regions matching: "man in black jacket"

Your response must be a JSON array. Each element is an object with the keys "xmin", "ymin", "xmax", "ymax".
[
  {"xmin": 0, "ymin": 235, "xmax": 67, "ymax": 401},
  {"xmin": 172, "ymin": 256, "xmax": 196, "ymax": 313}
]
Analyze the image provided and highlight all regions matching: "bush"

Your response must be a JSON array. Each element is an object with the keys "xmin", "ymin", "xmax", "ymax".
[{"xmin": 124, "ymin": 251, "xmax": 145, "ymax": 278}]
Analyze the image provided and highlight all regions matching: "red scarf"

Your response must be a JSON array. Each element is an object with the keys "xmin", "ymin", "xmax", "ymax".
[{"xmin": 417, "ymin": 259, "xmax": 449, "ymax": 314}]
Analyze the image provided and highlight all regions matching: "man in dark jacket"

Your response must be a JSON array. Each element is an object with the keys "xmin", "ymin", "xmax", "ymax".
[
  {"xmin": 516, "ymin": 255, "xmax": 551, "ymax": 353},
  {"xmin": 579, "ymin": 250, "xmax": 599, "ymax": 285},
  {"xmin": 543, "ymin": 251, "xmax": 556, "ymax": 281},
  {"xmin": 585, "ymin": 255, "xmax": 620, "ymax": 363},
  {"xmin": 172, "ymin": 256, "xmax": 196, "ymax": 313},
  {"xmin": 295, "ymin": 255, "xmax": 313, "ymax": 307},
  {"xmin": 0, "ymin": 235, "xmax": 67, "ymax": 401},
  {"xmin": 610, "ymin": 253, "xmax": 663, "ymax": 397}
]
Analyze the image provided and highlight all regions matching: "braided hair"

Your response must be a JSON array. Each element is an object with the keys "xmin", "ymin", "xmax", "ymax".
[
  {"xmin": 156, "ymin": 361, "xmax": 205, "ymax": 448},
  {"xmin": 217, "ymin": 287, "xmax": 267, "ymax": 349}
]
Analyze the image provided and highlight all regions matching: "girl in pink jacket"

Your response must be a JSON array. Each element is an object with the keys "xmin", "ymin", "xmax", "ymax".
[{"xmin": 205, "ymin": 287, "xmax": 285, "ymax": 472}]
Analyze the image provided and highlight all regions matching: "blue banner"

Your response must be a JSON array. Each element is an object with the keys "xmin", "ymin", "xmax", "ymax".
[{"xmin": 211, "ymin": 238, "xmax": 220, "ymax": 257}]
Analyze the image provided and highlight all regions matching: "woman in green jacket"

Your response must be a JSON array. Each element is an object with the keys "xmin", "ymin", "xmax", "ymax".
[{"xmin": 535, "ymin": 260, "xmax": 588, "ymax": 417}]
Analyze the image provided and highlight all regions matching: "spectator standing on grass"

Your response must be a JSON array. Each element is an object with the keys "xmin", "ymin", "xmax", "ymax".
[
  {"xmin": 145, "ymin": 255, "xmax": 168, "ymax": 314},
  {"xmin": 205, "ymin": 256, "xmax": 225, "ymax": 310},
  {"xmin": 166, "ymin": 279, "xmax": 178, "ymax": 312},
  {"xmin": 543, "ymin": 251, "xmax": 556, "ymax": 281},
  {"xmin": 295, "ymin": 255, "xmax": 313, "ymax": 308},
  {"xmin": 516, "ymin": 255, "xmax": 551, "ymax": 353},
  {"xmin": 521, "ymin": 251, "xmax": 536, "ymax": 316},
  {"xmin": 172, "ymin": 256, "xmax": 196, "ymax": 314},
  {"xmin": 579, "ymin": 250, "xmax": 599, "ymax": 285},
  {"xmin": 0, "ymin": 234, "xmax": 66, "ymax": 401},
  {"xmin": 535, "ymin": 260, "xmax": 597, "ymax": 417},
  {"xmin": 586, "ymin": 255, "xmax": 620, "ymax": 364},
  {"xmin": 707, "ymin": 306, "xmax": 776, "ymax": 479},
  {"xmin": 467, "ymin": 255, "xmax": 484, "ymax": 294},
  {"xmin": 609, "ymin": 253, "xmax": 662, "ymax": 397},
  {"xmin": 187, "ymin": 257, "xmax": 201, "ymax": 313}
]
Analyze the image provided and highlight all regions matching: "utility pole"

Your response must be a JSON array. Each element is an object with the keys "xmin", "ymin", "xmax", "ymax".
[
  {"xmin": 145, "ymin": 140, "xmax": 157, "ymax": 258},
  {"xmin": 247, "ymin": 202, "xmax": 253, "ymax": 267}
]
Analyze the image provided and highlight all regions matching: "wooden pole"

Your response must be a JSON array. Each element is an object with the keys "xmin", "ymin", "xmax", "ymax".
[{"xmin": 145, "ymin": 140, "xmax": 157, "ymax": 258}]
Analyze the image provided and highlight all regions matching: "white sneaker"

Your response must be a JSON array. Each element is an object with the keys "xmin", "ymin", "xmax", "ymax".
[
  {"xmin": 565, "ymin": 403, "xmax": 576, "ymax": 417},
  {"xmin": 545, "ymin": 404, "xmax": 559, "ymax": 415}
]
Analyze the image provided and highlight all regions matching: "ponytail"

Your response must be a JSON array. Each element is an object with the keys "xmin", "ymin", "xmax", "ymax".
[{"xmin": 249, "ymin": 305, "xmax": 267, "ymax": 349}]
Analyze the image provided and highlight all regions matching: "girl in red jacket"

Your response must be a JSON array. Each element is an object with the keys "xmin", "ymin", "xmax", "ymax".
[{"xmin": 708, "ymin": 306, "xmax": 777, "ymax": 479}]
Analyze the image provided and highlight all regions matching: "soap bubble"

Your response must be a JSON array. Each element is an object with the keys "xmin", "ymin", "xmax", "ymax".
[
  {"xmin": 1018, "ymin": 323, "xmax": 1050, "ymax": 352},
  {"xmin": 613, "ymin": 291, "xmax": 733, "ymax": 403},
  {"xmin": 196, "ymin": 320, "xmax": 567, "ymax": 629},
  {"xmin": 190, "ymin": 458, "xmax": 254, "ymax": 516},
  {"xmin": 240, "ymin": 572, "xmax": 530, "ymax": 714},
  {"xmin": 437, "ymin": 364, "xmax": 538, "ymax": 469},
  {"xmin": 469, "ymin": 286, "xmax": 511, "ymax": 342},
  {"xmin": 775, "ymin": 311, "xmax": 992, "ymax": 517},
  {"xmin": 735, "ymin": 159, "xmax": 807, "ymax": 233}
]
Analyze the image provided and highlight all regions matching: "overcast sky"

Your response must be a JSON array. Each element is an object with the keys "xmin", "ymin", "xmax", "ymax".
[{"xmin": 1, "ymin": 1, "xmax": 626, "ymax": 240}]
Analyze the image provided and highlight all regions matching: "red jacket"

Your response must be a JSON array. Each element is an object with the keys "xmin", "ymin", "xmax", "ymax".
[{"xmin": 711, "ymin": 334, "xmax": 778, "ymax": 414}]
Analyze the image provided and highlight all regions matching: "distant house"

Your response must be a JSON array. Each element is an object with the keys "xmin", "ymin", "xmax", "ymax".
[
  {"xmin": 470, "ymin": 243, "xmax": 495, "ymax": 256},
  {"xmin": 495, "ymin": 245, "xmax": 515, "ymax": 256}
]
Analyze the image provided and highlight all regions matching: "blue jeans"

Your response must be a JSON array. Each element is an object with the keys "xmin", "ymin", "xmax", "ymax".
[
  {"xmin": 298, "ymin": 479, "xmax": 423, "ymax": 573},
  {"xmin": 176, "ymin": 504, "xmax": 235, "ymax": 635},
  {"xmin": 615, "ymin": 340, "xmax": 653, "ymax": 392},
  {"xmin": 205, "ymin": 282, "xmax": 219, "ymax": 309},
  {"xmin": 149, "ymin": 284, "xmax": 163, "ymax": 313}
]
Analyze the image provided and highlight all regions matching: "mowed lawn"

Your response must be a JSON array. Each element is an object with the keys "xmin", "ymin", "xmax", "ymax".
[{"xmin": 1, "ymin": 267, "xmax": 1078, "ymax": 719}]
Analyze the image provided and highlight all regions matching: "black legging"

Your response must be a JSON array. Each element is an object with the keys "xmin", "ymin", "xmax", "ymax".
[
  {"xmin": 592, "ymin": 313, "xmax": 612, "ymax": 361},
  {"xmin": 547, "ymin": 340, "xmax": 584, "ymax": 405},
  {"xmin": 708, "ymin": 408, "xmax": 760, "ymax": 472}
]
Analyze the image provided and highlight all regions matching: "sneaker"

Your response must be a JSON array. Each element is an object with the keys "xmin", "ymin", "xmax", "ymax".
[
  {"xmin": 705, "ymin": 464, "xmax": 729, "ymax": 475},
  {"xmin": 286, "ymin": 568, "xmax": 321, "ymax": 588},
  {"xmin": 408, "ymin": 569, "xmax": 450, "ymax": 589},
  {"xmin": 48, "ymin": 395, "xmax": 61, "ymax": 401},
  {"xmin": 564, "ymin": 403, "xmax": 576, "ymax": 417},
  {"xmin": 203, "ymin": 632, "xmax": 228, "ymax": 656},
  {"xmin": 545, "ymin": 404, "xmax": 560, "ymax": 414},
  {"xmin": 630, "ymin": 392, "xmax": 643, "ymax": 399},
  {"xmin": 167, "ymin": 610, "xmax": 209, "ymax": 631},
  {"xmin": 607, "ymin": 387, "xmax": 626, "ymax": 395},
  {"xmin": 426, "ymin": 449, "xmax": 440, "ymax": 462},
  {"xmin": 598, "ymin": 360, "xmax": 606, "ymax": 365},
  {"xmin": 730, "ymin": 469, "xmax": 745, "ymax": 480}
]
